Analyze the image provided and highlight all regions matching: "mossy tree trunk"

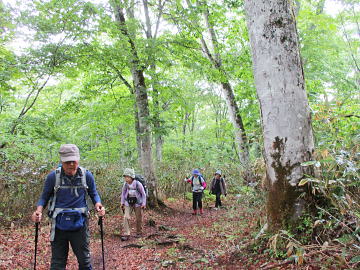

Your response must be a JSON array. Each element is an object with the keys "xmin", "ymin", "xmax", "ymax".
[{"xmin": 244, "ymin": 0, "xmax": 315, "ymax": 231}]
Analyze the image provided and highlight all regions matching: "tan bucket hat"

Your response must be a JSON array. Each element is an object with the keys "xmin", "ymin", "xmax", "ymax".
[{"xmin": 59, "ymin": 144, "xmax": 80, "ymax": 162}]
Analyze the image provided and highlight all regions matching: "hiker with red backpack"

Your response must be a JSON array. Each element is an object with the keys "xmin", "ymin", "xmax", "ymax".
[
  {"xmin": 210, "ymin": 170, "xmax": 227, "ymax": 209},
  {"xmin": 120, "ymin": 168, "xmax": 146, "ymax": 241},
  {"xmin": 185, "ymin": 169, "xmax": 207, "ymax": 215},
  {"xmin": 31, "ymin": 144, "xmax": 105, "ymax": 270}
]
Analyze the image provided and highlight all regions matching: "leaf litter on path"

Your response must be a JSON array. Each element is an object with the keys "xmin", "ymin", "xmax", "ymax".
[{"xmin": 2, "ymin": 197, "xmax": 347, "ymax": 269}]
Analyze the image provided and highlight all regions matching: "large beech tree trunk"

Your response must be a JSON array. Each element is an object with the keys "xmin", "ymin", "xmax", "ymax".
[
  {"xmin": 112, "ymin": 0, "xmax": 158, "ymax": 207},
  {"xmin": 244, "ymin": 0, "xmax": 315, "ymax": 230}
]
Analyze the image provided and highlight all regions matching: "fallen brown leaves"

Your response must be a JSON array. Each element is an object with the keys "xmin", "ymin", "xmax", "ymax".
[{"xmin": 1, "ymin": 197, "xmax": 359, "ymax": 269}]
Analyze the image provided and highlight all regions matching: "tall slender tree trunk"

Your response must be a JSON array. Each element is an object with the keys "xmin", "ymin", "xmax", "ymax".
[
  {"xmin": 244, "ymin": 0, "xmax": 315, "ymax": 230},
  {"xmin": 153, "ymin": 89, "xmax": 163, "ymax": 162},
  {"xmin": 149, "ymin": 68, "xmax": 164, "ymax": 163},
  {"xmin": 133, "ymin": 98, "xmax": 142, "ymax": 163},
  {"xmin": 197, "ymin": 1, "xmax": 251, "ymax": 174},
  {"xmin": 131, "ymin": 68, "xmax": 158, "ymax": 207},
  {"xmin": 108, "ymin": 63, "xmax": 142, "ymax": 163},
  {"xmin": 112, "ymin": 0, "xmax": 158, "ymax": 207},
  {"xmin": 220, "ymin": 81, "xmax": 250, "ymax": 167},
  {"xmin": 143, "ymin": 0, "xmax": 165, "ymax": 163}
]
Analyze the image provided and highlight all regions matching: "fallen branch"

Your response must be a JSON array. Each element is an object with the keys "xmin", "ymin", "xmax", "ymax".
[
  {"xmin": 156, "ymin": 239, "xmax": 179, "ymax": 246},
  {"xmin": 261, "ymin": 259, "xmax": 292, "ymax": 269},
  {"xmin": 158, "ymin": 225, "xmax": 174, "ymax": 231},
  {"xmin": 178, "ymin": 244, "xmax": 194, "ymax": 250},
  {"xmin": 146, "ymin": 233, "xmax": 161, "ymax": 239},
  {"xmin": 122, "ymin": 244, "xmax": 143, "ymax": 248}
]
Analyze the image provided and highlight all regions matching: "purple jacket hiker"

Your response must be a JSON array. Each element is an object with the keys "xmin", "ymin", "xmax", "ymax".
[{"xmin": 121, "ymin": 180, "xmax": 147, "ymax": 207}]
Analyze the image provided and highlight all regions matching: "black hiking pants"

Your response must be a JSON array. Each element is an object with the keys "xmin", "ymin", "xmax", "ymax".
[
  {"xmin": 215, "ymin": 192, "xmax": 222, "ymax": 207},
  {"xmin": 50, "ymin": 223, "xmax": 92, "ymax": 270},
  {"xmin": 192, "ymin": 191, "xmax": 203, "ymax": 210}
]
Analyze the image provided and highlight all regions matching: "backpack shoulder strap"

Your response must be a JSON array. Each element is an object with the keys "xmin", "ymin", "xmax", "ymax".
[
  {"xmin": 79, "ymin": 167, "xmax": 88, "ymax": 189},
  {"xmin": 54, "ymin": 167, "xmax": 61, "ymax": 191},
  {"xmin": 135, "ymin": 180, "xmax": 144, "ymax": 191},
  {"xmin": 79, "ymin": 167, "xmax": 92, "ymax": 209},
  {"xmin": 49, "ymin": 168, "xmax": 61, "ymax": 214},
  {"xmin": 132, "ymin": 180, "xmax": 138, "ymax": 189},
  {"xmin": 199, "ymin": 175, "xmax": 204, "ymax": 184}
]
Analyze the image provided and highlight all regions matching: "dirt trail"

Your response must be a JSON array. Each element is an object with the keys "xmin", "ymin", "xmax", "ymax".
[{"xmin": 0, "ymin": 197, "xmax": 262, "ymax": 270}]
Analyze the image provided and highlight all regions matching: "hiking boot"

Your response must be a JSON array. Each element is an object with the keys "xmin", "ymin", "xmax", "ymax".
[
  {"xmin": 121, "ymin": 235, "xmax": 130, "ymax": 241},
  {"xmin": 192, "ymin": 210, "xmax": 197, "ymax": 215},
  {"xmin": 199, "ymin": 209, "xmax": 204, "ymax": 215}
]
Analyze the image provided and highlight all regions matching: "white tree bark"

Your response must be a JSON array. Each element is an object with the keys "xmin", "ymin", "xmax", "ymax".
[{"xmin": 244, "ymin": 0, "xmax": 315, "ymax": 230}]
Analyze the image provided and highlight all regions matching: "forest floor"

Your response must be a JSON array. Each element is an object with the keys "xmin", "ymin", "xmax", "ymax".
[{"xmin": 0, "ymin": 196, "xmax": 355, "ymax": 270}]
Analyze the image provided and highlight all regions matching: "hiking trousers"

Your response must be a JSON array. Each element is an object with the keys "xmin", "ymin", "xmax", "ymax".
[
  {"xmin": 192, "ymin": 191, "xmax": 203, "ymax": 210},
  {"xmin": 123, "ymin": 205, "xmax": 142, "ymax": 235},
  {"xmin": 50, "ymin": 223, "xmax": 92, "ymax": 270},
  {"xmin": 215, "ymin": 192, "xmax": 222, "ymax": 207}
]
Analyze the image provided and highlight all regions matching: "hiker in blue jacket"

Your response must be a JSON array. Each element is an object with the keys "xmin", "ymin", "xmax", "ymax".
[{"xmin": 32, "ymin": 144, "xmax": 105, "ymax": 270}]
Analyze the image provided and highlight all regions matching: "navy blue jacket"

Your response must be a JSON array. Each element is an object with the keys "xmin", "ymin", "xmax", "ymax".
[{"xmin": 37, "ymin": 168, "xmax": 101, "ymax": 209}]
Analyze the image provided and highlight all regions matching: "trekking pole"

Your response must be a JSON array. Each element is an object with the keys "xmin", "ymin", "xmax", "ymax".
[
  {"xmin": 98, "ymin": 216, "xmax": 105, "ymax": 270},
  {"xmin": 183, "ymin": 177, "xmax": 187, "ymax": 208},
  {"xmin": 34, "ymin": 222, "xmax": 39, "ymax": 270}
]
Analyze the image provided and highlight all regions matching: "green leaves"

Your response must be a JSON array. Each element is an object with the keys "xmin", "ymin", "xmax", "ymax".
[
  {"xmin": 300, "ymin": 160, "xmax": 321, "ymax": 167},
  {"xmin": 350, "ymin": 255, "xmax": 360, "ymax": 263}
]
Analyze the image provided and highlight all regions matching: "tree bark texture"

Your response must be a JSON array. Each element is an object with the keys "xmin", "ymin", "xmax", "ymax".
[
  {"xmin": 132, "ymin": 68, "xmax": 158, "ymax": 207},
  {"xmin": 244, "ymin": 0, "xmax": 315, "ymax": 230},
  {"xmin": 220, "ymin": 81, "xmax": 250, "ymax": 167},
  {"xmin": 143, "ymin": 0, "xmax": 165, "ymax": 163}
]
